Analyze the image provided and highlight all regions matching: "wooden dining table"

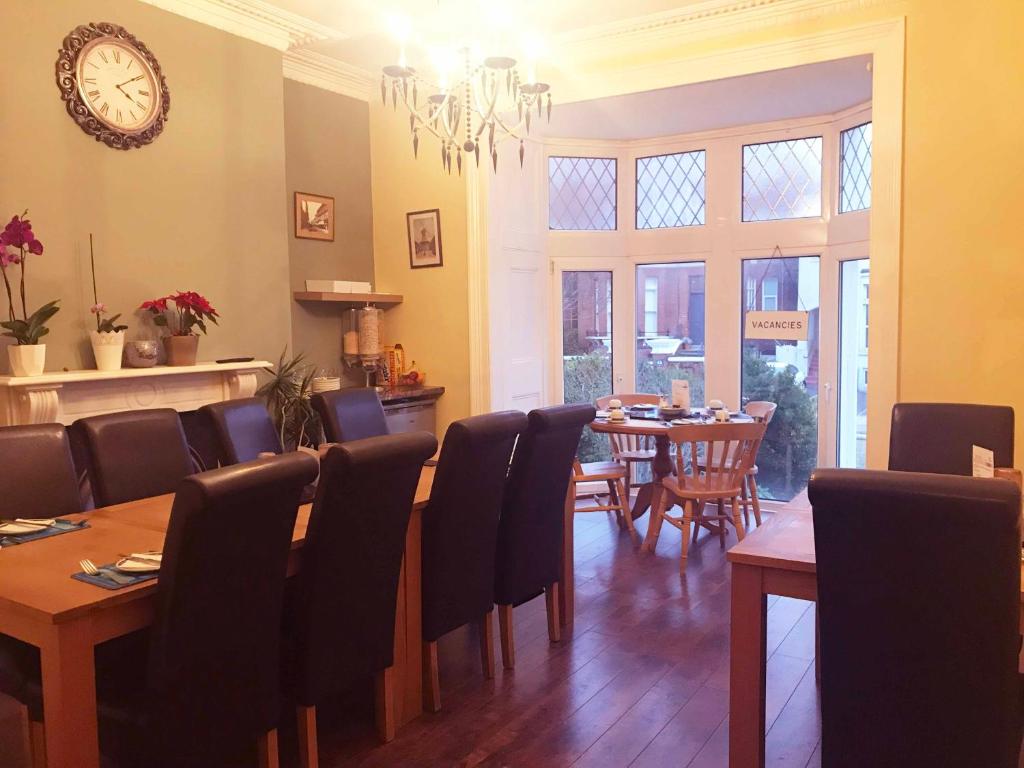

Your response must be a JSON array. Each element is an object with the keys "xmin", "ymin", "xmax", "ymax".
[
  {"xmin": 589, "ymin": 413, "xmax": 754, "ymax": 520},
  {"xmin": 0, "ymin": 467, "xmax": 434, "ymax": 768},
  {"xmin": 726, "ymin": 485, "xmax": 1024, "ymax": 768}
]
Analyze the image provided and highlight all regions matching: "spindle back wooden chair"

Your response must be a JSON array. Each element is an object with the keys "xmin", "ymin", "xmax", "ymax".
[
  {"xmin": 643, "ymin": 421, "xmax": 766, "ymax": 572},
  {"xmin": 595, "ymin": 393, "xmax": 660, "ymax": 489}
]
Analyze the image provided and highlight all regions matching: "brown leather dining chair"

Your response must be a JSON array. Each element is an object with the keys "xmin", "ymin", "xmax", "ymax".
[
  {"xmin": 72, "ymin": 408, "xmax": 195, "ymax": 507},
  {"xmin": 888, "ymin": 402, "xmax": 1014, "ymax": 475},
  {"xmin": 199, "ymin": 397, "xmax": 283, "ymax": 465},
  {"xmin": 286, "ymin": 431, "xmax": 436, "ymax": 766},
  {"xmin": 494, "ymin": 404, "xmax": 594, "ymax": 669},
  {"xmin": 1, "ymin": 453, "xmax": 319, "ymax": 768},
  {"xmin": 809, "ymin": 468, "xmax": 1022, "ymax": 768},
  {"xmin": 420, "ymin": 410, "xmax": 527, "ymax": 711},
  {"xmin": 311, "ymin": 387, "xmax": 388, "ymax": 443}
]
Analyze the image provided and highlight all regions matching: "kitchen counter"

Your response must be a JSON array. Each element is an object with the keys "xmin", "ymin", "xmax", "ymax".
[{"xmin": 379, "ymin": 385, "xmax": 445, "ymax": 405}]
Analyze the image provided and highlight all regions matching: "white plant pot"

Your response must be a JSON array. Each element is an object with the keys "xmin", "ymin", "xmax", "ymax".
[
  {"xmin": 90, "ymin": 330, "xmax": 125, "ymax": 372},
  {"xmin": 8, "ymin": 344, "xmax": 46, "ymax": 377}
]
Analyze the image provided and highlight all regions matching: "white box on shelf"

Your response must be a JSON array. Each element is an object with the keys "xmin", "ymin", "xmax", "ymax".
[
  {"xmin": 348, "ymin": 281, "xmax": 372, "ymax": 293},
  {"xmin": 305, "ymin": 280, "xmax": 351, "ymax": 293}
]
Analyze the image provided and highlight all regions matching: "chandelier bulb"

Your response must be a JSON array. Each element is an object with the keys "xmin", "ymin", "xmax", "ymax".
[
  {"xmin": 380, "ymin": 76, "xmax": 386, "ymax": 106},
  {"xmin": 413, "ymin": 131, "xmax": 419, "ymax": 158},
  {"xmin": 391, "ymin": 83, "xmax": 397, "ymax": 110},
  {"xmin": 492, "ymin": 147, "xmax": 498, "ymax": 173},
  {"xmin": 547, "ymin": 93, "xmax": 552, "ymax": 121},
  {"xmin": 474, "ymin": 143, "xmax": 481, "ymax": 167},
  {"xmin": 519, "ymin": 139, "xmax": 525, "ymax": 168},
  {"xmin": 457, "ymin": 149, "xmax": 463, "ymax": 176}
]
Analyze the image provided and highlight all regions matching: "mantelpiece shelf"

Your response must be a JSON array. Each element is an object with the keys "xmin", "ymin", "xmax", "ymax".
[{"xmin": 293, "ymin": 291, "xmax": 403, "ymax": 307}]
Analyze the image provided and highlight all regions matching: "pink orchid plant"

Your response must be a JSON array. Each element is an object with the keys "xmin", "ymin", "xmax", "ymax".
[
  {"xmin": 0, "ymin": 212, "xmax": 59, "ymax": 346},
  {"xmin": 88, "ymin": 235, "xmax": 127, "ymax": 334}
]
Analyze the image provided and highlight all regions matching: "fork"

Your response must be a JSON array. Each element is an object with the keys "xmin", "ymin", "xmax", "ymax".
[{"xmin": 79, "ymin": 558, "xmax": 133, "ymax": 585}]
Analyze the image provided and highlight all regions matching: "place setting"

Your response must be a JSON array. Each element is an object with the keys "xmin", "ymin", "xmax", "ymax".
[
  {"xmin": 71, "ymin": 551, "xmax": 163, "ymax": 590},
  {"xmin": 0, "ymin": 517, "xmax": 89, "ymax": 548}
]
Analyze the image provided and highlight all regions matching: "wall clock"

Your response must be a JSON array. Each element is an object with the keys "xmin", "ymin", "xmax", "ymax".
[{"xmin": 55, "ymin": 22, "xmax": 170, "ymax": 150}]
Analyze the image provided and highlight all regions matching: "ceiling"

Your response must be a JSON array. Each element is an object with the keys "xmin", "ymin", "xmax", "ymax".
[
  {"xmin": 537, "ymin": 56, "xmax": 873, "ymax": 140},
  {"xmin": 271, "ymin": 0, "xmax": 709, "ymax": 72}
]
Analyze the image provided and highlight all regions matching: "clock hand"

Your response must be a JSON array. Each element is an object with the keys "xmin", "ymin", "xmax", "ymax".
[{"xmin": 116, "ymin": 75, "xmax": 145, "ymax": 87}]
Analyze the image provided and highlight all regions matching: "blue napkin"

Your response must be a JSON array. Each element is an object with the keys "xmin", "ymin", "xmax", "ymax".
[{"xmin": 71, "ymin": 563, "xmax": 159, "ymax": 590}]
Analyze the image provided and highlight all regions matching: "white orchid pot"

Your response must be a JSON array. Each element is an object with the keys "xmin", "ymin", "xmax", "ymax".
[
  {"xmin": 90, "ymin": 330, "xmax": 125, "ymax": 372},
  {"xmin": 8, "ymin": 344, "xmax": 46, "ymax": 377}
]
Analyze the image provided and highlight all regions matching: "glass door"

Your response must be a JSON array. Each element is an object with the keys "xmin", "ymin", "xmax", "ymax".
[
  {"xmin": 741, "ymin": 256, "xmax": 821, "ymax": 501},
  {"xmin": 838, "ymin": 259, "xmax": 870, "ymax": 467},
  {"xmin": 560, "ymin": 270, "xmax": 614, "ymax": 461}
]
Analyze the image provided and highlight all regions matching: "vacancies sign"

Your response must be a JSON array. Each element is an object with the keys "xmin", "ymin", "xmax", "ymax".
[{"xmin": 745, "ymin": 311, "xmax": 809, "ymax": 341}]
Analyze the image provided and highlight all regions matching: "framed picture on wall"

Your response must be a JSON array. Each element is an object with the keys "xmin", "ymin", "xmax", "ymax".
[
  {"xmin": 406, "ymin": 209, "xmax": 443, "ymax": 269},
  {"xmin": 294, "ymin": 191, "xmax": 335, "ymax": 241}
]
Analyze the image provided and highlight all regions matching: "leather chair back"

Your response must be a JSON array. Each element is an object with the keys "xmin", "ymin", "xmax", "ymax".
[
  {"xmin": 0, "ymin": 424, "xmax": 81, "ymax": 519},
  {"xmin": 147, "ymin": 453, "xmax": 318, "ymax": 760},
  {"xmin": 810, "ymin": 468, "xmax": 1022, "ymax": 767},
  {"xmin": 290, "ymin": 432, "xmax": 437, "ymax": 705},
  {"xmin": 312, "ymin": 388, "xmax": 388, "ymax": 443},
  {"xmin": 495, "ymin": 405, "xmax": 594, "ymax": 607},
  {"xmin": 889, "ymin": 402, "xmax": 1014, "ymax": 474},
  {"xmin": 421, "ymin": 411, "xmax": 527, "ymax": 641},
  {"xmin": 73, "ymin": 409, "xmax": 195, "ymax": 507},
  {"xmin": 199, "ymin": 397, "xmax": 282, "ymax": 465}
]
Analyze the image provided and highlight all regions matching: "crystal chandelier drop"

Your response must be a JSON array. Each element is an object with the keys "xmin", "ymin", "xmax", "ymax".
[{"xmin": 381, "ymin": 45, "xmax": 551, "ymax": 174}]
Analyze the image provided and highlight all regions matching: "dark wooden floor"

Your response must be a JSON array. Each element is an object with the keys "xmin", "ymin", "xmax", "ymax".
[
  {"xmin": 308, "ymin": 505, "xmax": 821, "ymax": 768},
  {"xmin": 0, "ymin": 506, "xmax": 821, "ymax": 767}
]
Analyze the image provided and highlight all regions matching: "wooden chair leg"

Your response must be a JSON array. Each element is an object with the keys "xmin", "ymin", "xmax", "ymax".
[
  {"xmin": 545, "ymin": 582, "xmax": 561, "ymax": 643},
  {"xmin": 749, "ymin": 475, "xmax": 763, "ymax": 526},
  {"xmin": 498, "ymin": 604, "xmax": 515, "ymax": 670},
  {"xmin": 256, "ymin": 729, "xmax": 280, "ymax": 768},
  {"xmin": 642, "ymin": 485, "xmax": 669, "ymax": 553},
  {"xmin": 691, "ymin": 500, "xmax": 704, "ymax": 544},
  {"xmin": 679, "ymin": 499, "xmax": 696, "ymax": 570},
  {"xmin": 296, "ymin": 705, "xmax": 319, "ymax": 768},
  {"xmin": 423, "ymin": 640, "xmax": 441, "ymax": 712},
  {"xmin": 374, "ymin": 667, "xmax": 396, "ymax": 743},
  {"xmin": 28, "ymin": 717, "xmax": 46, "ymax": 768},
  {"xmin": 480, "ymin": 609, "xmax": 495, "ymax": 679},
  {"xmin": 718, "ymin": 498, "xmax": 727, "ymax": 549},
  {"xmin": 731, "ymin": 496, "xmax": 746, "ymax": 541},
  {"xmin": 740, "ymin": 478, "xmax": 751, "ymax": 528},
  {"xmin": 617, "ymin": 478, "xmax": 636, "ymax": 535},
  {"xmin": 607, "ymin": 479, "xmax": 624, "ymax": 528}
]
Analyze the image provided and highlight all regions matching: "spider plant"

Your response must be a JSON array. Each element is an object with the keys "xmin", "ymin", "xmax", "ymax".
[{"xmin": 256, "ymin": 349, "xmax": 322, "ymax": 450}]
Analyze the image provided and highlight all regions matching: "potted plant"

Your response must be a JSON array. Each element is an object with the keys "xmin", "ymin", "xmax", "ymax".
[
  {"xmin": 86, "ymin": 235, "xmax": 128, "ymax": 371},
  {"xmin": 0, "ymin": 212, "xmax": 59, "ymax": 377},
  {"xmin": 257, "ymin": 349, "xmax": 322, "ymax": 450},
  {"xmin": 140, "ymin": 291, "xmax": 218, "ymax": 366}
]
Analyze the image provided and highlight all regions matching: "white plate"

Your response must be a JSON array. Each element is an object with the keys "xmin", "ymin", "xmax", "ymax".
[
  {"xmin": 114, "ymin": 553, "xmax": 162, "ymax": 573},
  {"xmin": 0, "ymin": 519, "xmax": 55, "ymax": 535}
]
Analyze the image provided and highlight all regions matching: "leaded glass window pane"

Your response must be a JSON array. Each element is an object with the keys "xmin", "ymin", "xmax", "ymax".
[
  {"xmin": 839, "ymin": 122, "xmax": 872, "ymax": 213},
  {"xmin": 636, "ymin": 150, "xmax": 706, "ymax": 229},
  {"xmin": 548, "ymin": 157, "xmax": 617, "ymax": 231},
  {"xmin": 742, "ymin": 137, "xmax": 822, "ymax": 222}
]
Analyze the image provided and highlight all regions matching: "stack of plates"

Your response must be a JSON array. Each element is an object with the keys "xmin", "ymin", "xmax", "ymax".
[{"xmin": 311, "ymin": 377, "xmax": 341, "ymax": 394}]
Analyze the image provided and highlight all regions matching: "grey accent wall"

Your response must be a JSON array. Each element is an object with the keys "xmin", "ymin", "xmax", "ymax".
[{"xmin": 284, "ymin": 80, "xmax": 374, "ymax": 376}]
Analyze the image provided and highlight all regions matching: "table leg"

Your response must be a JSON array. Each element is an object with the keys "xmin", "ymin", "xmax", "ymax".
[
  {"xmin": 729, "ymin": 563, "xmax": 767, "ymax": 768},
  {"xmin": 631, "ymin": 435, "xmax": 674, "ymax": 521},
  {"xmin": 559, "ymin": 472, "xmax": 574, "ymax": 627},
  {"xmin": 40, "ymin": 621, "xmax": 100, "ymax": 768}
]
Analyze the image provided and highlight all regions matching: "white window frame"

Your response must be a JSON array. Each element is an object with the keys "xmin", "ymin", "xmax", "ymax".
[
  {"xmin": 643, "ymin": 277, "xmax": 659, "ymax": 335},
  {"xmin": 761, "ymin": 277, "xmax": 779, "ymax": 311}
]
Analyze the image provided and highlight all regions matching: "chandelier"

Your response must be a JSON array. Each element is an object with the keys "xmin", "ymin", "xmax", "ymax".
[{"xmin": 381, "ymin": 43, "xmax": 551, "ymax": 174}]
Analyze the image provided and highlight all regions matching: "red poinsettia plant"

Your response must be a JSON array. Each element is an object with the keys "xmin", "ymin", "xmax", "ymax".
[
  {"xmin": 140, "ymin": 291, "xmax": 219, "ymax": 336},
  {"xmin": 0, "ymin": 212, "xmax": 60, "ymax": 346}
]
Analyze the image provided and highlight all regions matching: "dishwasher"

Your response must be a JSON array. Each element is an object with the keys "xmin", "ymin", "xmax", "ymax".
[{"xmin": 384, "ymin": 401, "xmax": 437, "ymax": 435}]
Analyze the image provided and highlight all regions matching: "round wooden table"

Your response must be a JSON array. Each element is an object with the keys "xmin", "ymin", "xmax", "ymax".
[{"xmin": 589, "ymin": 414, "xmax": 753, "ymax": 520}]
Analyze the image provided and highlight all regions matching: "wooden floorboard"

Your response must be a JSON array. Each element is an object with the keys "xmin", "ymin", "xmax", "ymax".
[{"xmin": 0, "ymin": 505, "xmax": 825, "ymax": 768}]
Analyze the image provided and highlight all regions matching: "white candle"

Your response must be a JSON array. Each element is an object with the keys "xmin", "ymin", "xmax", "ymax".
[{"xmin": 343, "ymin": 330, "xmax": 359, "ymax": 356}]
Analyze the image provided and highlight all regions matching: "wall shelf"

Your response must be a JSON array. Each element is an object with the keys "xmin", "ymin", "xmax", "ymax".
[{"xmin": 293, "ymin": 291, "xmax": 403, "ymax": 307}]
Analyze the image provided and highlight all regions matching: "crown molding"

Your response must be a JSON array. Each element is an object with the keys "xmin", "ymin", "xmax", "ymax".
[
  {"xmin": 282, "ymin": 49, "xmax": 375, "ymax": 101},
  {"xmin": 138, "ymin": 0, "xmax": 344, "ymax": 50},
  {"xmin": 558, "ymin": 0, "xmax": 891, "ymax": 55}
]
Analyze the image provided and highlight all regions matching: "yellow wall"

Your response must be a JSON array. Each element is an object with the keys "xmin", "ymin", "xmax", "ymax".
[
  {"xmin": 0, "ymin": 0, "xmax": 292, "ymax": 370},
  {"xmin": 369, "ymin": 103, "xmax": 470, "ymax": 436}
]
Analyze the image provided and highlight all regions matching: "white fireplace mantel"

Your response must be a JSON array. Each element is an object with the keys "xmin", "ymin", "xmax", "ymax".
[{"xmin": 0, "ymin": 360, "xmax": 272, "ymax": 427}]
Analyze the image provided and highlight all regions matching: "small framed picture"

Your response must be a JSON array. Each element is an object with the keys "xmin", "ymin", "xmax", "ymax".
[
  {"xmin": 407, "ymin": 209, "xmax": 443, "ymax": 269},
  {"xmin": 294, "ymin": 191, "xmax": 335, "ymax": 241}
]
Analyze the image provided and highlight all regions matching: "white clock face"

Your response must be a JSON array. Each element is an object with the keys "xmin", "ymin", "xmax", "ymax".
[{"xmin": 75, "ymin": 38, "xmax": 161, "ymax": 133}]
